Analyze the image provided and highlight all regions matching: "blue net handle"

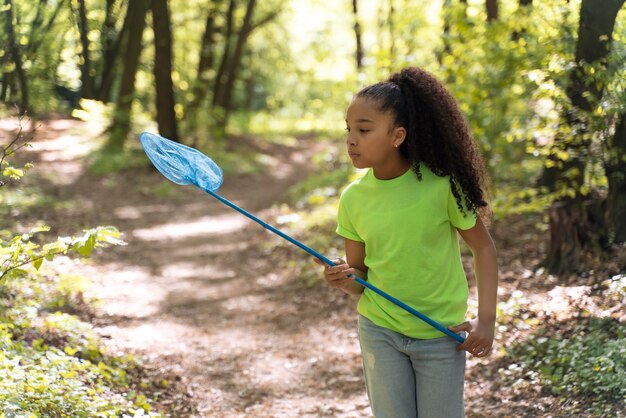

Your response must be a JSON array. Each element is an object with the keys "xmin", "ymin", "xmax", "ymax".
[{"xmin": 139, "ymin": 132, "xmax": 465, "ymax": 344}]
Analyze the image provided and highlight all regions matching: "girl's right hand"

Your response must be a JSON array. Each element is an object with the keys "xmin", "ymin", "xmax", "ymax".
[{"xmin": 313, "ymin": 258, "xmax": 355, "ymax": 290}]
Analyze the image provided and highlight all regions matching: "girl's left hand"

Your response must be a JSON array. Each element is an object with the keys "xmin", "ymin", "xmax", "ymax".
[{"xmin": 448, "ymin": 318, "xmax": 495, "ymax": 358}]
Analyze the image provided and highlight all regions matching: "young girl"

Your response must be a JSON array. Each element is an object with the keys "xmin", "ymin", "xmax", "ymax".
[{"xmin": 315, "ymin": 67, "xmax": 498, "ymax": 417}]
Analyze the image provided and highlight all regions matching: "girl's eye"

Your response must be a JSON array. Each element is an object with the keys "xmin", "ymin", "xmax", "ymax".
[
  {"xmin": 345, "ymin": 127, "xmax": 351, "ymax": 132},
  {"xmin": 360, "ymin": 129, "xmax": 370, "ymax": 133}
]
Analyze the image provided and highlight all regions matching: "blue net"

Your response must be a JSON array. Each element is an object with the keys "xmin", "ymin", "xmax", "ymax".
[{"xmin": 140, "ymin": 132, "xmax": 223, "ymax": 193}]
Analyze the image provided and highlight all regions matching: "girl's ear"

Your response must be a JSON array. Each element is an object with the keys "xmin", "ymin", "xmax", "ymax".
[{"xmin": 393, "ymin": 127, "xmax": 407, "ymax": 148}]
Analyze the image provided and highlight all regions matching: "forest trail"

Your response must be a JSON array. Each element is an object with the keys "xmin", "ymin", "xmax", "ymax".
[
  {"xmin": 7, "ymin": 117, "xmax": 579, "ymax": 417},
  {"xmin": 11, "ymin": 117, "xmax": 370, "ymax": 417}
]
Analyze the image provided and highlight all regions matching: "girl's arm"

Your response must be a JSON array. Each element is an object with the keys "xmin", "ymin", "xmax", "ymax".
[
  {"xmin": 450, "ymin": 217, "xmax": 498, "ymax": 357},
  {"xmin": 314, "ymin": 238, "xmax": 367, "ymax": 295}
]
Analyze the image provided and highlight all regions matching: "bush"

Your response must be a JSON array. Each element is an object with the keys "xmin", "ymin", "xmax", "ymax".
[
  {"xmin": 509, "ymin": 316, "xmax": 625, "ymax": 414},
  {"xmin": 0, "ymin": 123, "xmax": 161, "ymax": 417}
]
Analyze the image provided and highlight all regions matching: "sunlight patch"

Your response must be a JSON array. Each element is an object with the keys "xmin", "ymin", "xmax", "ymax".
[{"xmin": 132, "ymin": 214, "xmax": 247, "ymax": 240}]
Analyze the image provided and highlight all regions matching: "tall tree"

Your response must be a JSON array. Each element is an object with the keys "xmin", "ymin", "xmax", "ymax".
[
  {"xmin": 213, "ymin": 0, "xmax": 280, "ymax": 129},
  {"xmin": 96, "ymin": 0, "xmax": 129, "ymax": 102},
  {"xmin": 2, "ymin": 0, "xmax": 29, "ymax": 113},
  {"xmin": 352, "ymin": 0, "xmax": 364, "ymax": 70},
  {"xmin": 75, "ymin": 0, "xmax": 95, "ymax": 98},
  {"xmin": 107, "ymin": 0, "xmax": 151, "ymax": 150},
  {"xmin": 190, "ymin": 1, "xmax": 222, "ymax": 111},
  {"xmin": 607, "ymin": 111, "xmax": 626, "ymax": 243},
  {"xmin": 486, "ymin": 0, "xmax": 498, "ymax": 22},
  {"xmin": 544, "ymin": 0, "xmax": 625, "ymax": 274},
  {"xmin": 151, "ymin": 0, "xmax": 178, "ymax": 141},
  {"xmin": 218, "ymin": 0, "xmax": 256, "ymax": 121},
  {"xmin": 212, "ymin": 0, "xmax": 236, "ymax": 109}
]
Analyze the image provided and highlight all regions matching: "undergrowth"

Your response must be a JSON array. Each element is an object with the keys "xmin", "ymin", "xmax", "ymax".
[{"xmin": 0, "ymin": 266, "xmax": 162, "ymax": 417}]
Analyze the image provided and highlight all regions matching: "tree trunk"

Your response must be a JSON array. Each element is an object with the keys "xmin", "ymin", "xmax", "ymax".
[
  {"xmin": 3, "ymin": 0, "xmax": 29, "ymax": 113},
  {"xmin": 107, "ymin": 0, "xmax": 150, "ymax": 150},
  {"xmin": 352, "ymin": 0, "xmax": 364, "ymax": 70},
  {"xmin": 190, "ymin": 1, "xmax": 221, "ymax": 110},
  {"xmin": 543, "ymin": 0, "xmax": 625, "ymax": 274},
  {"xmin": 547, "ymin": 197, "xmax": 607, "ymax": 275},
  {"xmin": 151, "ymin": 0, "xmax": 178, "ymax": 141},
  {"xmin": 217, "ymin": 0, "xmax": 256, "ymax": 129},
  {"xmin": 0, "ymin": 73, "xmax": 9, "ymax": 102},
  {"xmin": 607, "ymin": 111, "xmax": 626, "ymax": 244},
  {"xmin": 76, "ymin": 0, "xmax": 95, "ymax": 98},
  {"xmin": 388, "ymin": 0, "xmax": 395, "ymax": 61},
  {"xmin": 486, "ymin": 0, "xmax": 498, "ymax": 22},
  {"xmin": 96, "ymin": 0, "xmax": 127, "ymax": 102},
  {"xmin": 213, "ymin": 0, "xmax": 236, "ymax": 108}
]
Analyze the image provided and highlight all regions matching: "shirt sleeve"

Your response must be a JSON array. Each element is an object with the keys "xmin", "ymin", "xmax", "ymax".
[
  {"xmin": 447, "ymin": 181, "xmax": 477, "ymax": 230},
  {"xmin": 336, "ymin": 190, "xmax": 364, "ymax": 242}
]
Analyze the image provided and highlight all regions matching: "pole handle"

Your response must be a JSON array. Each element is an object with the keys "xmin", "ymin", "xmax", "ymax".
[{"xmin": 206, "ymin": 190, "xmax": 465, "ymax": 343}]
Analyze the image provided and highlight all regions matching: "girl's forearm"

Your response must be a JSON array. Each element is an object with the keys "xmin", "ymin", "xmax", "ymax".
[{"xmin": 474, "ymin": 244, "xmax": 498, "ymax": 321}]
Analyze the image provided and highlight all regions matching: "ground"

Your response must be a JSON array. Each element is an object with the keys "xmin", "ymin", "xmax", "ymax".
[{"xmin": 4, "ymin": 117, "xmax": 623, "ymax": 417}]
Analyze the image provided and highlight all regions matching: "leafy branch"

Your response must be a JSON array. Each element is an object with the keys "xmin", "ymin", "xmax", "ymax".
[
  {"xmin": 0, "ymin": 114, "xmax": 35, "ymax": 187},
  {"xmin": 0, "ymin": 226, "xmax": 126, "ymax": 282}
]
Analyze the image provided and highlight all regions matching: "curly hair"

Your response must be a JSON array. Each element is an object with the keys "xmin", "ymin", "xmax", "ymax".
[{"xmin": 355, "ymin": 67, "xmax": 490, "ymax": 218}]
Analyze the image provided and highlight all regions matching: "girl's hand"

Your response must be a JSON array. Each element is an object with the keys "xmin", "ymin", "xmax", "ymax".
[
  {"xmin": 448, "ymin": 317, "xmax": 495, "ymax": 358},
  {"xmin": 313, "ymin": 257, "xmax": 355, "ymax": 290}
]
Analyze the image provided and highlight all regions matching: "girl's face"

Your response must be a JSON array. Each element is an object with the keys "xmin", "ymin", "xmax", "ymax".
[{"xmin": 345, "ymin": 97, "xmax": 407, "ymax": 178}]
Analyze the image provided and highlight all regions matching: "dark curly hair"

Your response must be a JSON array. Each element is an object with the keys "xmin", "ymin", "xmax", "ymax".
[{"xmin": 355, "ymin": 67, "xmax": 490, "ymax": 219}]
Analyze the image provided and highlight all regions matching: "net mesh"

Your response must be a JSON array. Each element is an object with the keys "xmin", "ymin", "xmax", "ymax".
[{"xmin": 140, "ymin": 132, "xmax": 223, "ymax": 192}]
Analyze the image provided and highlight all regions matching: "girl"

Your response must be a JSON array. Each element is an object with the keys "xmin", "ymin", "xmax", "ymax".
[{"xmin": 315, "ymin": 67, "xmax": 498, "ymax": 417}]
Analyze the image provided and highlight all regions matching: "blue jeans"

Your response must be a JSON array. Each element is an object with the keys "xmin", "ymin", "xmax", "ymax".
[{"xmin": 358, "ymin": 315, "xmax": 466, "ymax": 418}]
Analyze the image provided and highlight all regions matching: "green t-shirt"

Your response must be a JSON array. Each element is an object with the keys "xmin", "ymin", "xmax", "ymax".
[{"xmin": 336, "ymin": 166, "xmax": 476, "ymax": 339}]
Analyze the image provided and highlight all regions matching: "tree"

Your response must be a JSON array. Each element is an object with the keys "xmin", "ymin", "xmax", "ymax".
[
  {"xmin": 351, "ymin": 0, "xmax": 364, "ymax": 70},
  {"xmin": 544, "ymin": 0, "xmax": 626, "ymax": 274},
  {"xmin": 189, "ymin": 1, "xmax": 222, "ymax": 112},
  {"xmin": 486, "ymin": 0, "xmax": 498, "ymax": 22},
  {"xmin": 212, "ymin": 0, "xmax": 280, "ymax": 130},
  {"xmin": 2, "ymin": 0, "xmax": 29, "ymax": 113},
  {"xmin": 107, "ymin": 0, "xmax": 151, "ymax": 150},
  {"xmin": 96, "ymin": 0, "xmax": 129, "ymax": 102},
  {"xmin": 74, "ymin": 0, "xmax": 95, "ymax": 99},
  {"xmin": 151, "ymin": 0, "xmax": 178, "ymax": 141},
  {"xmin": 607, "ymin": 111, "xmax": 626, "ymax": 243}
]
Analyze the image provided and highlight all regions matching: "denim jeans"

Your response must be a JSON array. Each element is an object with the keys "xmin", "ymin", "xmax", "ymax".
[{"xmin": 358, "ymin": 315, "xmax": 466, "ymax": 418}]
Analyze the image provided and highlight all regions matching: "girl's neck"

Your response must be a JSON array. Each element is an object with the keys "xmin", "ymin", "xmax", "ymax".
[{"xmin": 372, "ymin": 158, "xmax": 411, "ymax": 180}]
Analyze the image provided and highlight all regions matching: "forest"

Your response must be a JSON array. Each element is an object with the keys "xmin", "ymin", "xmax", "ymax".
[{"xmin": 1, "ymin": 0, "xmax": 625, "ymax": 416}]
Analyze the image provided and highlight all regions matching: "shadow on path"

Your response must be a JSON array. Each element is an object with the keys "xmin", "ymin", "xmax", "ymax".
[{"xmin": 6, "ymin": 118, "xmax": 370, "ymax": 417}]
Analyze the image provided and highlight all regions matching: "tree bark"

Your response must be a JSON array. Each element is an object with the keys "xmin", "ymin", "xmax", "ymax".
[
  {"xmin": 3, "ymin": 0, "xmax": 29, "ymax": 113},
  {"xmin": 543, "ymin": 0, "xmax": 625, "ymax": 274},
  {"xmin": 352, "ymin": 0, "xmax": 364, "ymax": 70},
  {"xmin": 546, "ymin": 198, "xmax": 607, "ymax": 275},
  {"xmin": 388, "ymin": 0, "xmax": 395, "ymax": 61},
  {"xmin": 189, "ymin": 1, "xmax": 221, "ymax": 111},
  {"xmin": 213, "ymin": 0, "xmax": 236, "ymax": 108},
  {"xmin": 217, "ymin": 0, "xmax": 256, "ymax": 128},
  {"xmin": 75, "ymin": 0, "xmax": 95, "ymax": 98},
  {"xmin": 107, "ymin": 0, "xmax": 150, "ymax": 150},
  {"xmin": 607, "ymin": 112, "xmax": 626, "ymax": 244},
  {"xmin": 151, "ymin": 0, "xmax": 178, "ymax": 141},
  {"xmin": 486, "ymin": 0, "xmax": 498, "ymax": 22},
  {"xmin": 96, "ymin": 0, "xmax": 127, "ymax": 102}
]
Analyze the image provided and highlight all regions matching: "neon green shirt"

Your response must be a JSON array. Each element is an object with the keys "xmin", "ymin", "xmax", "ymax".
[{"xmin": 336, "ymin": 166, "xmax": 476, "ymax": 339}]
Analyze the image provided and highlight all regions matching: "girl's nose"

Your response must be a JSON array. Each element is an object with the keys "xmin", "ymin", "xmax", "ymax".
[{"xmin": 346, "ymin": 133, "xmax": 356, "ymax": 146}]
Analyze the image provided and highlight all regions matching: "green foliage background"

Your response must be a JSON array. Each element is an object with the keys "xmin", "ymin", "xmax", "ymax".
[{"xmin": 1, "ymin": 0, "xmax": 626, "ymax": 415}]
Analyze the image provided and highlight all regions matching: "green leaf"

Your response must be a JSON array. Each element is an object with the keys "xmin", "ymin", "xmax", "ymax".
[{"xmin": 32, "ymin": 258, "xmax": 43, "ymax": 270}]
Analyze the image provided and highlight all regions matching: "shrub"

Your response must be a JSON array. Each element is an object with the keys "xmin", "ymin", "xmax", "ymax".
[{"xmin": 509, "ymin": 316, "xmax": 625, "ymax": 414}]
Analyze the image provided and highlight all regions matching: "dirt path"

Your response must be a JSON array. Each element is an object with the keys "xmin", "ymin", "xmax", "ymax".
[
  {"xmin": 9, "ymin": 117, "xmax": 370, "ymax": 417},
  {"xmin": 7, "ymin": 117, "xmax": 583, "ymax": 417}
]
